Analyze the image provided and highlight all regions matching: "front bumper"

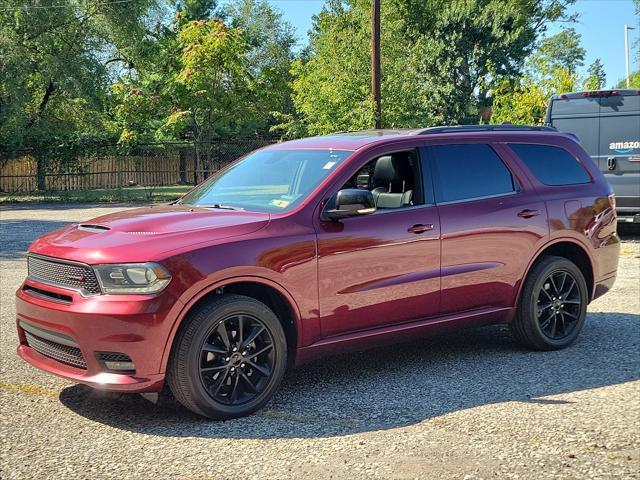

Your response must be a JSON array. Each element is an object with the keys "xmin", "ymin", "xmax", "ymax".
[{"xmin": 15, "ymin": 278, "xmax": 184, "ymax": 393}]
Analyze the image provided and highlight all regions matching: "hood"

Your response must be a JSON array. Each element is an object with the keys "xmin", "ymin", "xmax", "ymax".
[{"xmin": 29, "ymin": 205, "xmax": 270, "ymax": 264}]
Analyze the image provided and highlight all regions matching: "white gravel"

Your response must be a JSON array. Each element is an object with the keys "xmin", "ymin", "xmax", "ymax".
[{"xmin": 1, "ymin": 204, "xmax": 639, "ymax": 479}]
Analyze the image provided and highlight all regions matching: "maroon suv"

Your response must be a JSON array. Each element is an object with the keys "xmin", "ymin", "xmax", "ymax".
[{"xmin": 16, "ymin": 126, "xmax": 620, "ymax": 419}]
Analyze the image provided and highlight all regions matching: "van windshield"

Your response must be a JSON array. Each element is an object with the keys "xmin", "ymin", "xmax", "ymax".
[{"xmin": 179, "ymin": 149, "xmax": 352, "ymax": 213}]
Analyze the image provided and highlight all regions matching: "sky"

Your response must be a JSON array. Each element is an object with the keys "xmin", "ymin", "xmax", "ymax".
[{"xmin": 266, "ymin": 0, "xmax": 639, "ymax": 88}]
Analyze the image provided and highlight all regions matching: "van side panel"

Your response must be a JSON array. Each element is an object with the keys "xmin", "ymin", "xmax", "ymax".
[
  {"xmin": 598, "ymin": 95, "xmax": 640, "ymax": 213},
  {"xmin": 548, "ymin": 93, "xmax": 640, "ymax": 219}
]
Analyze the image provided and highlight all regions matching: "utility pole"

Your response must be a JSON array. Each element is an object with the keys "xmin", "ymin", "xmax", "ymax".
[
  {"xmin": 371, "ymin": 0, "xmax": 381, "ymax": 129},
  {"xmin": 625, "ymin": 24, "xmax": 635, "ymax": 88}
]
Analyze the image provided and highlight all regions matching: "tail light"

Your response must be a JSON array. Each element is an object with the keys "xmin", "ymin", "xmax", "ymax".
[{"xmin": 581, "ymin": 90, "xmax": 621, "ymax": 98}]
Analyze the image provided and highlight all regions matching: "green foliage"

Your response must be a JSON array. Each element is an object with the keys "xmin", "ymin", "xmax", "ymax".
[
  {"xmin": 172, "ymin": 19, "xmax": 254, "ymax": 138},
  {"xmin": 0, "ymin": 0, "xmax": 159, "ymax": 188},
  {"xmin": 491, "ymin": 26, "xmax": 587, "ymax": 125},
  {"xmin": 616, "ymin": 71, "xmax": 640, "ymax": 88},
  {"xmin": 533, "ymin": 28, "xmax": 585, "ymax": 75},
  {"xmin": 2, "ymin": 0, "xmax": 602, "ymax": 188},
  {"xmin": 583, "ymin": 59, "xmax": 606, "ymax": 90},
  {"xmin": 491, "ymin": 63, "xmax": 578, "ymax": 124},
  {"xmin": 287, "ymin": 0, "xmax": 576, "ymax": 135},
  {"xmin": 112, "ymin": 0, "xmax": 295, "ymax": 144},
  {"xmin": 224, "ymin": 0, "xmax": 296, "ymax": 131}
]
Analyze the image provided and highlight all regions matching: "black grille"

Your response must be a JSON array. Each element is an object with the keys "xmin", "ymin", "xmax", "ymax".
[
  {"xmin": 27, "ymin": 255, "xmax": 101, "ymax": 295},
  {"xmin": 96, "ymin": 352, "xmax": 132, "ymax": 362},
  {"xmin": 24, "ymin": 331, "xmax": 87, "ymax": 369}
]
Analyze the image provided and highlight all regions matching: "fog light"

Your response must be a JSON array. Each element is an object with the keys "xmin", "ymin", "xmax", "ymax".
[{"xmin": 103, "ymin": 360, "xmax": 135, "ymax": 371}]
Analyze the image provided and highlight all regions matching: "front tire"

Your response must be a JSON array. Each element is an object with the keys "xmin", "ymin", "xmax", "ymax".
[
  {"xmin": 167, "ymin": 294, "xmax": 288, "ymax": 419},
  {"xmin": 511, "ymin": 256, "xmax": 588, "ymax": 351}
]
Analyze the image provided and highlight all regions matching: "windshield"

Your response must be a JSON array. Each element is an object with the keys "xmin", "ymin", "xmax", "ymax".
[{"xmin": 179, "ymin": 149, "xmax": 352, "ymax": 213}]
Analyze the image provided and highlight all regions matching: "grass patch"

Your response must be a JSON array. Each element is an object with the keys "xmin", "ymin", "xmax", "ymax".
[{"xmin": 0, "ymin": 185, "xmax": 193, "ymax": 204}]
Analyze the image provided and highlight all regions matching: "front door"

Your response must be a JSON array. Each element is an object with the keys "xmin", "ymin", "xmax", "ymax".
[{"xmin": 314, "ymin": 149, "xmax": 441, "ymax": 338}]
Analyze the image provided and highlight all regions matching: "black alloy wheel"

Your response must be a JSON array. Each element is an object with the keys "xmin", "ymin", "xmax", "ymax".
[
  {"xmin": 511, "ymin": 256, "xmax": 588, "ymax": 351},
  {"xmin": 536, "ymin": 270, "xmax": 582, "ymax": 340},
  {"xmin": 167, "ymin": 294, "xmax": 287, "ymax": 419},
  {"xmin": 199, "ymin": 314, "xmax": 275, "ymax": 405}
]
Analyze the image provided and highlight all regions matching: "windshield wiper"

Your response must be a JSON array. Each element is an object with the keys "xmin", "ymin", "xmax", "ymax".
[{"xmin": 200, "ymin": 204, "xmax": 244, "ymax": 211}]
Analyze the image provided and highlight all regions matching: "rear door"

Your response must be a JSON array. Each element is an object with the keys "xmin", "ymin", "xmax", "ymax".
[
  {"xmin": 422, "ymin": 141, "xmax": 548, "ymax": 315},
  {"xmin": 599, "ymin": 94, "xmax": 640, "ymax": 212}
]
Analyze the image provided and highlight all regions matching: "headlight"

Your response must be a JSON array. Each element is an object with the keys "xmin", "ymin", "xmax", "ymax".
[{"xmin": 93, "ymin": 263, "xmax": 171, "ymax": 294}]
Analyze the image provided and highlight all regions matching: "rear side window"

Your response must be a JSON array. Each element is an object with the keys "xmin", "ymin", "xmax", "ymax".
[
  {"xmin": 509, "ymin": 144, "xmax": 590, "ymax": 186},
  {"xmin": 428, "ymin": 144, "xmax": 517, "ymax": 203}
]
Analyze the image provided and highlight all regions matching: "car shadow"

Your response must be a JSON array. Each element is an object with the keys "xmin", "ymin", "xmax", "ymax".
[{"xmin": 59, "ymin": 312, "xmax": 640, "ymax": 439}]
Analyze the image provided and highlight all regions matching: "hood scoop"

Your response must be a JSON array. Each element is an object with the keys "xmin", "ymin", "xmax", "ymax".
[{"xmin": 77, "ymin": 224, "xmax": 111, "ymax": 233}]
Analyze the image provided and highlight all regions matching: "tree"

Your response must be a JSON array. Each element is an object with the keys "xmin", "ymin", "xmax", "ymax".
[
  {"xmin": 224, "ymin": 0, "xmax": 296, "ymax": 132},
  {"xmin": 164, "ymin": 19, "xmax": 257, "ymax": 180},
  {"xmin": 112, "ymin": 0, "xmax": 295, "ymax": 147},
  {"xmin": 287, "ymin": 0, "xmax": 576, "ymax": 135},
  {"xmin": 491, "ymin": 26, "xmax": 586, "ymax": 125},
  {"xmin": 0, "ymin": 0, "xmax": 157, "ymax": 190},
  {"xmin": 583, "ymin": 58, "xmax": 606, "ymax": 90},
  {"xmin": 616, "ymin": 71, "xmax": 640, "ymax": 88},
  {"xmin": 491, "ymin": 63, "xmax": 579, "ymax": 124},
  {"xmin": 533, "ymin": 28, "xmax": 585, "ymax": 75}
]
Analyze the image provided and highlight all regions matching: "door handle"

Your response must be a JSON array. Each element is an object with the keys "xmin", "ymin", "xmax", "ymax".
[
  {"xmin": 517, "ymin": 209, "xmax": 541, "ymax": 219},
  {"xmin": 607, "ymin": 157, "xmax": 616, "ymax": 171},
  {"xmin": 408, "ymin": 224, "xmax": 434, "ymax": 234}
]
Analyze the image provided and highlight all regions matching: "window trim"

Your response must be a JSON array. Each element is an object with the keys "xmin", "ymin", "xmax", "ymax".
[
  {"xmin": 423, "ymin": 143, "xmax": 521, "ymax": 206},
  {"xmin": 433, "ymin": 190, "xmax": 520, "ymax": 207}
]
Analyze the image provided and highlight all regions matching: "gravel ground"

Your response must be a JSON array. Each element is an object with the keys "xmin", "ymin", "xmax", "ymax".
[{"xmin": 1, "ymin": 204, "xmax": 639, "ymax": 480}]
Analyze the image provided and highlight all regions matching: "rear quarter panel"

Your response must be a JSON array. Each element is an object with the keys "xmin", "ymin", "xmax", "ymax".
[{"xmin": 504, "ymin": 135, "xmax": 620, "ymax": 286}]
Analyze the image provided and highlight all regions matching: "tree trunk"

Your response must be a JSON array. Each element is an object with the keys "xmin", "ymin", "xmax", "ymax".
[{"xmin": 36, "ymin": 156, "xmax": 47, "ymax": 191}]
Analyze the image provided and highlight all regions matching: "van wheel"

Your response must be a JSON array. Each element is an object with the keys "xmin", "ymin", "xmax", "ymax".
[
  {"xmin": 511, "ymin": 256, "xmax": 588, "ymax": 351},
  {"xmin": 167, "ymin": 294, "xmax": 287, "ymax": 419}
]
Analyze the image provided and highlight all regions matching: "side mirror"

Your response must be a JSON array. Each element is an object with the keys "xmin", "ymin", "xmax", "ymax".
[{"xmin": 324, "ymin": 189, "xmax": 376, "ymax": 221}]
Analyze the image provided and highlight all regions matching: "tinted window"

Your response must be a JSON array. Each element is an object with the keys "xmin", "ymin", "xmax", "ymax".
[
  {"xmin": 550, "ymin": 97, "xmax": 599, "ymax": 115},
  {"xmin": 429, "ymin": 144, "xmax": 516, "ymax": 203},
  {"xmin": 509, "ymin": 144, "xmax": 590, "ymax": 185}
]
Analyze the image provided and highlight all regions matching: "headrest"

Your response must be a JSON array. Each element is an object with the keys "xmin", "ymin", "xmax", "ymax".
[{"xmin": 374, "ymin": 154, "xmax": 412, "ymax": 187}]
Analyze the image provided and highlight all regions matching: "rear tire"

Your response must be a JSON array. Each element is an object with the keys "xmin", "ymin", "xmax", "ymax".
[
  {"xmin": 511, "ymin": 256, "xmax": 588, "ymax": 351},
  {"xmin": 167, "ymin": 294, "xmax": 287, "ymax": 419}
]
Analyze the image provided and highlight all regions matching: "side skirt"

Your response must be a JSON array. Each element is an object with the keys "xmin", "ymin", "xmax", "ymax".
[{"xmin": 294, "ymin": 306, "xmax": 513, "ymax": 366}]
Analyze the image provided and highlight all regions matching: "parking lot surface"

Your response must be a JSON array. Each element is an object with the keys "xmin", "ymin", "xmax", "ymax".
[{"xmin": 1, "ymin": 204, "xmax": 639, "ymax": 479}]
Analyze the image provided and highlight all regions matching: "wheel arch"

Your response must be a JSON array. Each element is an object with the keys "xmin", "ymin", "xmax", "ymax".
[
  {"xmin": 517, "ymin": 239, "xmax": 595, "ymax": 310},
  {"xmin": 161, "ymin": 276, "xmax": 302, "ymax": 373}
]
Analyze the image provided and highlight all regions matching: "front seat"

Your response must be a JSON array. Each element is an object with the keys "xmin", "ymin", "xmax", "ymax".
[{"xmin": 372, "ymin": 154, "xmax": 413, "ymax": 208}]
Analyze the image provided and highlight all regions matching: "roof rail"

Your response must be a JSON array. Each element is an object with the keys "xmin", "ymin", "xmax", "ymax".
[{"xmin": 418, "ymin": 124, "xmax": 558, "ymax": 135}]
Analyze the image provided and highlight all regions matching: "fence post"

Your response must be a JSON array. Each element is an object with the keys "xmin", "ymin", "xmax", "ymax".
[
  {"xmin": 179, "ymin": 148, "xmax": 188, "ymax": 184},
  {"xmin": 117, "ymin": 156, "xmax": 123, "ymax": 187}
]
